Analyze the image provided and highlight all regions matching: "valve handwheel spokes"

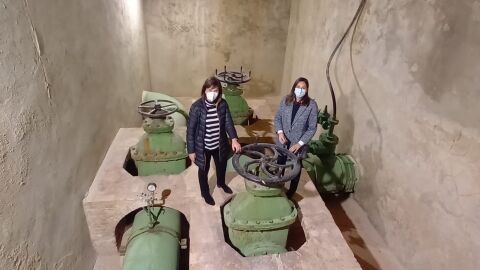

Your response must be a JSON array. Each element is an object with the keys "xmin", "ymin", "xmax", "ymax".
[
  {"xmin": 232, "ymin": 143, "xmax": 301, "ymax": 185},
  {"xmin": 138, "ymin": 99, "xmax": 179, "ymax": 118},
  {"xmin": 215, "ymin": 71, "xmax": 251, "ymax": 85}
]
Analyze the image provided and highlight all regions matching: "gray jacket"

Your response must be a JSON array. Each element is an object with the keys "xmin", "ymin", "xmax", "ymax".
[{"xmin": 274, "ymin": 96, "xmax": 318, "ymax": 155}]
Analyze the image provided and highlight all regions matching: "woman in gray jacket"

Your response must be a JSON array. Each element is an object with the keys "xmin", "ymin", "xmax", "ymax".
[{"xmin": 274, "ymin": 77, "xmax": 318, "ymax": 198}]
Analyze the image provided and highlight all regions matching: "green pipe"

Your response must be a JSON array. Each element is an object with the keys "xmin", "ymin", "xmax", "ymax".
[
  {"xmin": 302, "ymin": 153, "xmax": 358, "ymax": 193},
  {"xmin": 123, "ymin": 207, "xmax": 181, "ymax": 270}
]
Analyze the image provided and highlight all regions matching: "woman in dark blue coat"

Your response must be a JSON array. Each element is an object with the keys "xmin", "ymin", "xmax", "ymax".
[
  {"xmin": 187, "ymin": 76, "xmax": 241, "ymax": 205},
  {"xmin": 274, "ymin": 77, "xmax": 318, "ymax": 198}
]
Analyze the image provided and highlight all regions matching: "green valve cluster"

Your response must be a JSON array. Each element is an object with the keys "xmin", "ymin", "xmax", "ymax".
[
  {"xmin": 302, "ymin": 106, "xmax": 359, "ymax": 194},
  {"xmin": 215, "ymin": 66, "xmax": 253, "ymax": 125},
  {"xmin": 224, "ymin": 144, "xmax": 301, "ymax": 257},
  {"xmin": 131, "ymin": 100, "xmax": 188, "ymax": 176}
]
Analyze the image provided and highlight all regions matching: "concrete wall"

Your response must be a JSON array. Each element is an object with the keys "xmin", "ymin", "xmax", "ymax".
[
  {"xmin": 0, "ymin": 0, "xmax": 150, "ymax": 269},
  {"xmin": 144, "ymin": 0, "xmax": 291, "ymax": 97},
  {"xmin": 282, "ymin": 0, "xmax": 480, "ymax": 269}
]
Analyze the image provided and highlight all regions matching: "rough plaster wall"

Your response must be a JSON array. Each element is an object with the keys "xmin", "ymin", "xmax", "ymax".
[
  {"xmin": 282, "ymin": 0, "xmax": 480, "ymax": 269},
  {"xmin": 0, "ymin": 0, "xmax": 150, "ymax": 269},
  {"xmin": 144, "ymin": 0, "xmax": 291, "ymax": 97}
]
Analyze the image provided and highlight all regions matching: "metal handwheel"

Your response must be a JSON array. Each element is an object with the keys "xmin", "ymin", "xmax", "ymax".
[
  {"xmin": 232, "ymin": 143, "xmax": 301, "ymax": 185},
  {"xmin": 215, "ymin": 70, "xmax": 251, "ymax": 85},
  {"xmin": 137, "ymin": 100, "xmax": 178, "ymax": 118}
]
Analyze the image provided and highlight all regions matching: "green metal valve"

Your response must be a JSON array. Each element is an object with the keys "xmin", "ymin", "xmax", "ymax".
[
  {"xmin": 123, "ymin": 183, "xmax": 184, "ymax": 270},
  {"xmin": 224, "ymin": 144, "xmax": 300, "ymax": 256},
  {"xmin": 123, "ymin": 206, "xmax": 182, "ymax": 270},
  {"xmin": 302, "ymin": 106, "xmax": 359, "ymax": 194},
  {"xmin": 224, "ymin": 182, "xmax": 297, "ymax": 256},
  {"xmin": 131, "ymin": 100, "xmax": 188, "ymax": 176},
  {"xmin": 215, "ymin": 67, "xmax": 254, "ymax": 125},
  {"xmin": 223, "ymin": 84, "xmax": 253, "ymax": 125}
]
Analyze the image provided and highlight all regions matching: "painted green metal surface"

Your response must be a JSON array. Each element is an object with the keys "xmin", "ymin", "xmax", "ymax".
[
  {"xmin": 123, "ymin": 207, "xmax": 181, "ymax": 270},
  {"xmin": 223, "ymin": 84, "xmax": 253, "ymax": 125},
  {"xmin": 302, "ymin": 106, "xmax": 359, "ymax": 193},
  {"xmin": 141, "ymin": 91, "xmax": 189, "ymax": 127},
  {"xmin": 302, "ymin": 153, "xmax": 358, "ymax": 193},
  {"xmin": 131, "ymin": 118, "xmax": 188, "ymax": 176},
  {"xmin": 224, "ymin": 181, "xmax": 297, "ymax": 257}
]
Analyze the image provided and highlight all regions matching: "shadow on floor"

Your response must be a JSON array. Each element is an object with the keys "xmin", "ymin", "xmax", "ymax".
[{"xmin": 321, "ymin": 194, "xmax": 381, "ymax": 270}]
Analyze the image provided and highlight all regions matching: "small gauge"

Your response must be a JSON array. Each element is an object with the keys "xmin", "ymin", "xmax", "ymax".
[{"xmin": 147, "ymin": 183, "xmax": 157, "ymax": 192}]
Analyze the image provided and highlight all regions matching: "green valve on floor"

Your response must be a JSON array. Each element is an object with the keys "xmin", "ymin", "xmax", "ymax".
[
  {"xmin": 224, "ymin": 143, "xmax": 301, "ymax": 256},
  {"xmin": 123, "ymin": 207, "xmax": 181, "ymax": 270},
  {"xmin": 302, "ymin": 106, "xmax": 359, "ymax": 194},
  {"xmin": 130, "ymin": 99, "xmax": 188, "ymax": 176},
  {"xmin": 215, "ymin": 66, "xmax": 254, "ymax": 125},
  {"xmin": 123, "ymin": 183, "xmax": 185, "ymax": 270}
]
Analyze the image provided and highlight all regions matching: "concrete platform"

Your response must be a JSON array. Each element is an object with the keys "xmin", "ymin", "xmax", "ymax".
[{"xmin": 84, "ymin": 128, "xmax": 361, "ymax": 269}]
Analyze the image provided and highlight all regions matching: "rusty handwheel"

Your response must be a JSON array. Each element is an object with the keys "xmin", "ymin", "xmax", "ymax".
[
  {"xmin": 215, "ymin": 66, "xmax": 251, "ymax": 85},
  {"xmin": 137, "ymin": 100, "xmax": 178, "ymax": 119},
  {"xmin": 232, "ymin": 143, "xmax": 301, "ymax": 185}
]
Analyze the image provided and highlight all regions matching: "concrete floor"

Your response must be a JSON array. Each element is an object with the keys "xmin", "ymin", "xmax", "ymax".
[{"xmin": 324, "ymin": 195, "xmax": 404, "ymax": 270}]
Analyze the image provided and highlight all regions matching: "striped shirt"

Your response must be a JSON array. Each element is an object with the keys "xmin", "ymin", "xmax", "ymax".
[{"xmin": 204, "ymin": 100, "xmax": 220, "ymax": 150}]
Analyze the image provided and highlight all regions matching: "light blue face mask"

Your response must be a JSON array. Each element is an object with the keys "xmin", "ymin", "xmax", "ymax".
[{"xmin": 294, "ymin": 87, "xmax": 306, "ymax": 98}]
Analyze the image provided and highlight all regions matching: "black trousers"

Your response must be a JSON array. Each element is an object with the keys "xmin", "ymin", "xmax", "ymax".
[
  {"xmin": 277, "ymin": 142, "xmax": 302, "ymax": 196},
  {"xmin": 198, "ymin": 148, "xmax": 227, "ymax": 197}
]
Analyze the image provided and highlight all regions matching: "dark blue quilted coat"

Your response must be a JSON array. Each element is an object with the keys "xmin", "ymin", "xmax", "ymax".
[{"xmin": 186, "ymin": 98, "xmax": 238, "ymax": 171}]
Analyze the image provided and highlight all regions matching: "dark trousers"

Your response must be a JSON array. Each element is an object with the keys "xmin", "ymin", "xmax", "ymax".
[
  {"xmin": 277, "ymin": 142, "xmax": 302, "ymax": 196},
  {"xmin": 198, "ymin": 148, "xmax": 227, "ymax": 197}
]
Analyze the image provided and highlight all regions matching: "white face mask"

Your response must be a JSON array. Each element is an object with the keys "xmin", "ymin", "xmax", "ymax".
[
  {"xmin": 294, "ymin": 88, "xmax": 306, "ymax": 98},
  {"xmin": 206, "ymin": 91, "xmax": 218, "ymax": 102}
]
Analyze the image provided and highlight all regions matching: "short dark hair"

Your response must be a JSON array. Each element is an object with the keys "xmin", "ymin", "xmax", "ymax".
[
  {"xmin": 201, "ymin": 76, "xmax": 223, "ymax": 102},
  {"xmin": 285, "ymin": 77, "xmax": 311, "ymax": 106}
]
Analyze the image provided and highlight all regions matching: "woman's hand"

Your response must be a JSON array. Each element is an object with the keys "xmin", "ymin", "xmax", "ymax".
[
  {"xmin": 188, "ymin": 153, "xmax": 196, "ymax": 163},
  {"xmin": 289, "ymin": 143, "xmax": 302, "ymax": 154},
  {"xmin": 231, "ymin": 138, "xmax": 241, "ymax": 153},
  {"xmin": 278, "ymin": 132, "xmax": 288, "ymax": 145}
]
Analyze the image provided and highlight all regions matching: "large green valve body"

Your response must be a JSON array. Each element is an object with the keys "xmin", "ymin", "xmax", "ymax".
[
  {"xmin": 131, "ymin": 117, "xmax": 187, "ymax": 176},
  {"xmin": 224, "ymin": 181, "xmax": 297, "ymax": 257},
  {"xmin": 302, "ymin": 109, "xmax": 359, "ymax": 193},
  {"xmin": 302, "ymin": 150, "xmax": 358, "ymax": 193},
  {"xmin": 223, "ymin": 84, "xmax": 253, "ymax": 125},
  {"xmin": 123, "ymin": 207, "xmax": 181, "ymax": 270}
]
